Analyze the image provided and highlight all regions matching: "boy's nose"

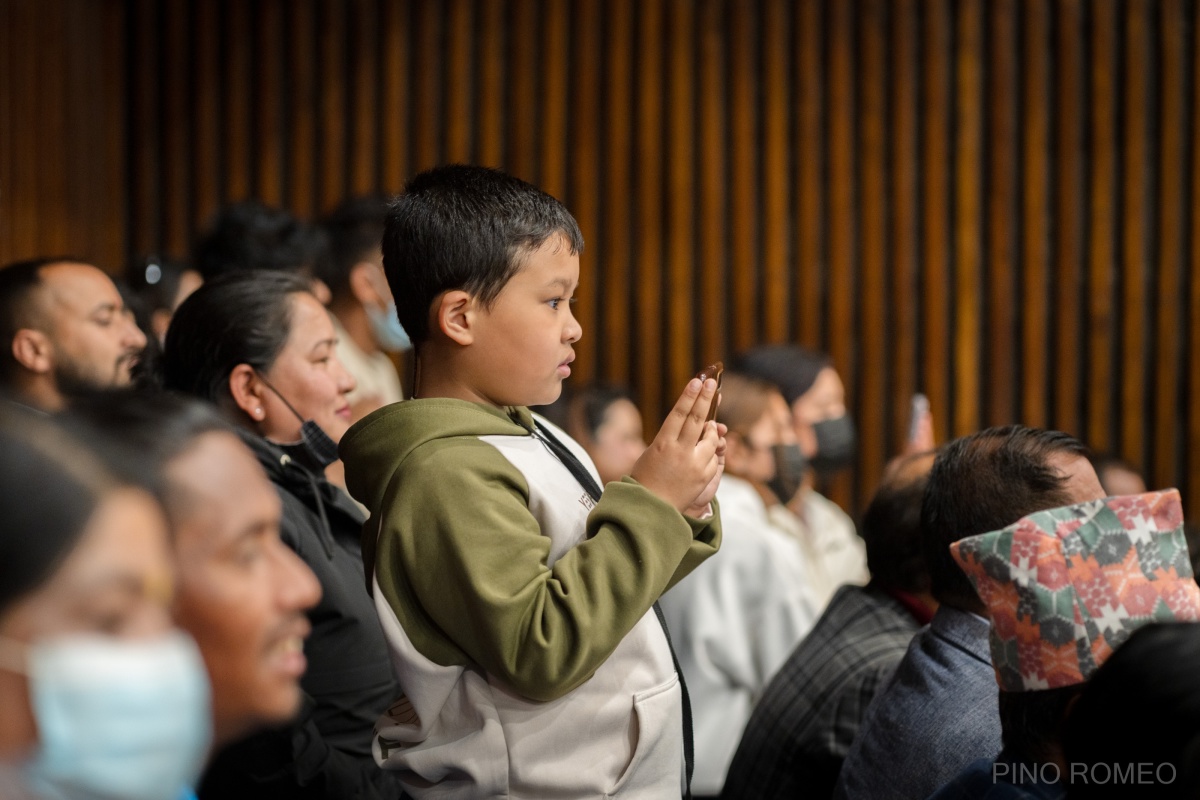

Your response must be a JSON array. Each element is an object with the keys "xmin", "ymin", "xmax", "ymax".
[{"xmin": 564, "ymin": 311, "xmax": 582, "ymax": 344}]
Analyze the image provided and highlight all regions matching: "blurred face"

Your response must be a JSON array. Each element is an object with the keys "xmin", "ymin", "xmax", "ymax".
[
  {"xmin": 167, "ymin": 433, "xmax": 321, "ymax": 745},
  {"xmin": 726, "ymin": 392, "xmax": 792, "ymax": 485},
  {"xmin": 0, "ymin": 488, "xmax": 174, "ymax": 756},
  {"xmin": 465, "ymin": 236, "xmax": 583, "ymax": 407},
  {"xmin": 583, "ymin": 399, "xmax": 646, "ymax": 485},
  {"xmin": 258, "ymin": 293, "xmax": 356, "ymax": 445},
  {"xmin": 1098, "ymin": 465, "xmax": 1147, "ymax": 497},
  {"xmin": 40, "ymin": 262, "xmax": 148, "ymax": 395},
  {"xmin": 790, "ymin": 366, "xmax": 846, "ymax": 458}
]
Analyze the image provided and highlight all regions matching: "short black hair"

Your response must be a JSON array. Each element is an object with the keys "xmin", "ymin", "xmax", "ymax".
[
  {"xmin": 161, "ymin": 270, "xmax": 312, "ymax": 409},
  {"xmin": 192, "ymin": 201, "xmax": 328, "ymax": 283},
  {"xmin": 382, "ymin": 164, "xmax": 584, "ymax": 345},
  {"xmin": 316, "ymin": 193, "xmax": 391, "ymax": 301},
  {"xmin": 859, "ymin": 452, "xmax": 935, "ymax": 594},
  {"xmin": 922, "ymin": 425, "xmax": 1089, "ymax": 610},
  {"xmin": 729, "ymin": 344, "xmax": 831, "ymax": 405},
  {"xmin": 997, "ymin": 686, "xmax": 1082, "ymax": 767},
  {"xmin": 0, "ymin": 258, "xmax": 53, "ymax": 382},
  {"xmin": 1062, "ymin": 623, "xmax": 1200, "ymax": 799},
  {"xmin": 59, "ymin": 389, "xmax": 233, "ymax": 502}
]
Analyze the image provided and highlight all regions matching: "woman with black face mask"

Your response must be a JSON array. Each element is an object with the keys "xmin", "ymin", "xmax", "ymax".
[
  {"xmin": 162, "ymin": 271, "xmax": 404, "ymax": 800},
  {"xmin": 731, "ymin": 345, "xmax": 869, "ymax": 611}
]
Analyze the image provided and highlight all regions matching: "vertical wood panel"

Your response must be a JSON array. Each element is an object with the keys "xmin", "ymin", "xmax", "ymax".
[
  {"xmin": 985, "ymin": 0, "xmax": 1017, "ymax": 426},
  {"xmin": 860, "ymin": 0, "xmax": 888, "ymax": 487},
  {"xmin": 922, "ymin": 0, "xmax": 952, "ymax": 444},
  {"xmin": 410, "ymin": 0, "xmax": 441, "ymax": 172},
  {"xmin": 762, "ymin": 0, "xmax": 790, "ymax": 343},
  {"xmin": 1087, "ymin": 1, "xmax": 1118, "ymax": 453},
  {"xmin": 285, "ymin": 0, "xmax": 317, "ymax": 215},
  {"xmin": 635, "ymin": 0, "xmax": 665, "ymax": 419},
  {"xmin": 890, "ymin": 0, "xmax": 919, "ymax": 450},
  {"xmin": 698, "ymin": 0, "xmax": 727, "ymax": 365},
  {"xmin": 256, "ymin": 0, "xmax": 286, "ymax": 206},
  {"xmin": 475, "ymin": 0, "xmax": 505, "ymax": 168},
  {"xmin": 1052, "ymin": 0, "xmax": 1085, "ymax": 437},
  {"xmin": 349, "ymin": 0, "xmax": 380, "ymax": 195},
  {"xmin": 317, "ymin": 0, "xmax": 348, "ymax": 208},
  {"xmin": 827, "ymin": 0, "xmax": 855, "ymax": 375},
  {"xmin": 129, "ymin": 0, "xmax": 160, "ymax": 256},
  {"xmin": 506, "ymin": 0, "xmax": 538, "ymax": 182},
  {"xmin": 1120, "ymin": 0, "xmax": 1151, "ymax": 464},
  {"xmin": 1189, "ymin": 4, "xmax": 1200, "ymax": 511},
  {"xmin": 569, "ymin": 0, "xmax": 602, "ymax": 384},
  {"xmin": 224, "ymin": 0, "xmax": 252, "ymax": 201},
  {"xmin": 729, "ymin": 0, "xmax": 758, "ymax": 353},
  {"xmin": 953, "ymin": 0, "xmax": 982, "ymax": 437},
  {"xmin": 380, "ymin": 0, "xmax": 410, "ymax": 188},
  {"xmin": 601, "ymin": 0, "xmax": 633, "ymax": 384},
  {"xmin": 666, "ymin": 0, "xmax": 695, "ymax": 391},
  {"xmin": 794, "ymin": 0, "xmax": 823, "ymax": 347},
  {"xmin": 1020, "ymin": 0, "xmax": 1050, "ymax": 429},
  {"xmin": 539, "ymin": 0, "xmax": 569, "ymax": 201},
  {"xmin": 1153, "ymin": 0, "xmax": 1187, "ymax": 491},
  {"xmin": 443, "ymin": 0, "xmax": 473, "ymax": 164},
  {"xmin": 163, "ymin": 0, "xmax": 192, "ymax": 253}
]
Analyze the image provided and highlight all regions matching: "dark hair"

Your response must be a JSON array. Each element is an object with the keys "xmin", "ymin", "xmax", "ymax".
[
  {"xmin": 161, "ymin": 270, "xmax": 312, "ymax": 407},
  {"xmin": 0, "ymin": 259, "xmax": 50, "ymax": 382},
  {"xmin": 1062, "ymin": 623, "xmax": 1200, "ymax": 799},
  {"xmin": 729, "ymin": 344, "xmax": 831, "ymax": 405},
  {"xmin": 192, "ymin": 201, "xmax": 328, "ymax": 283},
  {"xmin": 124, "ymin": 254, "xmax": 196, "ymax": 316},
  {"xmin": 997, "ymin": 686, "xmax": 1082, "ymax": 766},
  {"xmin": 382, "ymin": 164, "xmax": 584, "ymax": 345},
  {"xmin": 859, "ymin": 452, "xmax": 935, "ymax": 594},
  {"xmin": 59, "ymin": 390, "xmax": 233, "ymax": 502},
  {"xmin": 922, "ymin": 425, "xmax": 1089, "ymax": 610},
  {"xmin": 0, "ymin": 406, "xmax": 118, "ymax": 612},
  {"xmin": 316, "ymin": 194, "xmax": 391, "ymax": 301}
]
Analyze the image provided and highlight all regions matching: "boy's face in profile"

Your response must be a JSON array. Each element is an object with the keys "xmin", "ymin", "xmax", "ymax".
[{"xmin": 468, "ymin": 234, "xmax": 582, "ymax": 408}]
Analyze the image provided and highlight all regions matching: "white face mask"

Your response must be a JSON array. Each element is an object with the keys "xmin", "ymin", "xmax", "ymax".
[{"xmin": 0, "ymin": 631, "xmax": 212, "ymax": 800}]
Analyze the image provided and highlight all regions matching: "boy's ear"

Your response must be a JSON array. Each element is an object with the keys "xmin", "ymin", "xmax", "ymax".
[{"xmin": 435, "ymin": 290, "xmax": 476, "ymax": 346}]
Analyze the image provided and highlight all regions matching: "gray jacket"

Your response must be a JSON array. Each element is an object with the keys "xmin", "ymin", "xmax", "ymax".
[{"xmin": 832, "ymin": 605, "xmax": 1002, "ymax": 800}]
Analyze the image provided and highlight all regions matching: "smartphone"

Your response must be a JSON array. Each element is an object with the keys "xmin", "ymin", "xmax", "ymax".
[
  {"xmin": 696, "ymin": 361, "xmax": 725, "ymax": 422},
  {"xmin": 908, "ymin": 393, "xmax": 930, "ymax": 444}
]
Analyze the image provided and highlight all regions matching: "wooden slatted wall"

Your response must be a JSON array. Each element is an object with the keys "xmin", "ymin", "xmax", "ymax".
[{"xmin": 3, "ymin": 0, "xmax": 1199, "ymax": 517}]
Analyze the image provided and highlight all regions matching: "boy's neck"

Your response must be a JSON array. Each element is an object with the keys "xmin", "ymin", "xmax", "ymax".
[{"xmin": 412, "ymin": 342, "xmax": 508, "ymax": 409}]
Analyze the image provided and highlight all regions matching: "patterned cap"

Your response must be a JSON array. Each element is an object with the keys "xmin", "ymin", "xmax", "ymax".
[{"xmin": 950, "ymin": 489, "xmax": 1200, "ymax": 692}]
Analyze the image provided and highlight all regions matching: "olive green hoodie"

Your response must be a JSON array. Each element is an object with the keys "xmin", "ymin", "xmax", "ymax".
[{"xmin": 341, "ymin": 397, "xmax": 720, "ymax": 798}]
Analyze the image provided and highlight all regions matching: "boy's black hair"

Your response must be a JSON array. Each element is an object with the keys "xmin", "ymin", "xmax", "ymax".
[
  {"xmin": 316, "ymin": 193, "xmax": 391, "ymax": 302},
  {"xmin": 922, "ymin": 425, "xmax": 1089, "ymax": 611},
  {"xmin": 382, "ymin": 164, "xmax": 584, "ymax": 345},
  {"xmin": 997, "ymin": 685, "xmax": 1082, "ymax": 767}
]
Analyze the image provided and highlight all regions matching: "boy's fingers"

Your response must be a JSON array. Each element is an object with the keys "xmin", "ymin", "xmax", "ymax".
[
  {"xmin": 659, "ymin": 378, "xmax": 703, "ymax": 441},
  {"xmin": 678, "ymin": 379, "xmax": 717, "ymax": 443}
]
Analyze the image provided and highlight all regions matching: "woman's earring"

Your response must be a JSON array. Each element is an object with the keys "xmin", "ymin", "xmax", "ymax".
[{"xmin": 254, "ymin": 407, "xmax": 263, "ymax": 419}]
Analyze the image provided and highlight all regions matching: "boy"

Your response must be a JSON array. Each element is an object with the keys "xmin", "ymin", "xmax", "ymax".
[{"xmin": 341, "ymin": 165, "xmax": 724, "ymax": 799}]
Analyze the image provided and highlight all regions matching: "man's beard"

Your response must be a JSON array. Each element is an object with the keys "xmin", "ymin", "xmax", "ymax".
[{"xmin": 54, "ymin": 351, "xmax": 142, "ymax": 400}]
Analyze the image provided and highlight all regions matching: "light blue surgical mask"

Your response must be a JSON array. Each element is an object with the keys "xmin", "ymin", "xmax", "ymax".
[
  {"xmin": 0, "ymin": 631, "xmax": 212, "ymax": 800},
  {"xmin": 366, "ymin": 300, "xmax": 412, "ymax": 353}
]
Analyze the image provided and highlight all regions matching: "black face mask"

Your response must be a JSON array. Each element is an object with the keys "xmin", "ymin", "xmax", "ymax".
[
  {"xmin": 810, "ymin": 415, "xmax": 856, "ymax": 473},
  {"xmin": 258, "ymin": 375, "xmax": 340, "ymax": 472},
  {"xmin": 768, "ymin": 443, "xmax": 807, "ymax": 503}
]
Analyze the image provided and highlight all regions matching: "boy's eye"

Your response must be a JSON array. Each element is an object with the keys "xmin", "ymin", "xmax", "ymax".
[{"xmin": 548, "ymin": 298, "xmax": 562, "ymax": 310}]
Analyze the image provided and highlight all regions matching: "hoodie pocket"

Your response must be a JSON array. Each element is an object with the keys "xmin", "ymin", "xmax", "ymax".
[{"xmin": 605, "ymin": 674, "xmax": 682, "ymax": 798}]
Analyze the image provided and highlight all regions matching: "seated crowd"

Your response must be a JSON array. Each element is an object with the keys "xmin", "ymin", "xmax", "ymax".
[{"xmin": 1, "ymin": 166, "xmax": 1199, "ymax": 800}]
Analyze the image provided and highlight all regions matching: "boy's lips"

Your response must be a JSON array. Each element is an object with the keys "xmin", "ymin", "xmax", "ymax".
[{"xmin": 557, "ymin": 353, "xmax": 575, "ymax": 377}]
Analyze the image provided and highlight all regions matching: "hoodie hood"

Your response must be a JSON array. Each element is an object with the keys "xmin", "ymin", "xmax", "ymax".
[{"xmin": 340, "ymin": 398, "xmax": 535, "ymax": 512}]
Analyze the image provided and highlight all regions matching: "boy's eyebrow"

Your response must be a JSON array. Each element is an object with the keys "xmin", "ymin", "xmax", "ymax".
[
  {"xmin": 544, "ymin": 277, "xmax": 575, "ymax": 291},
  {"xmin": 310, "ymin": 336, "xmax": 338, "ymax": 353}
]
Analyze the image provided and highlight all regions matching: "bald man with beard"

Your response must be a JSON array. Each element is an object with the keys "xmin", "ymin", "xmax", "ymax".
[{"xmin": 0, "ymin": 258, "xmax": 147, "ymax": 412}]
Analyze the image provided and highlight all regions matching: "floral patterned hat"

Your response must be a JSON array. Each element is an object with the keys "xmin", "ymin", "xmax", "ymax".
[{"xmin": 950, "ymin": 489, "xmax": 1200, "ymax": 692}]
